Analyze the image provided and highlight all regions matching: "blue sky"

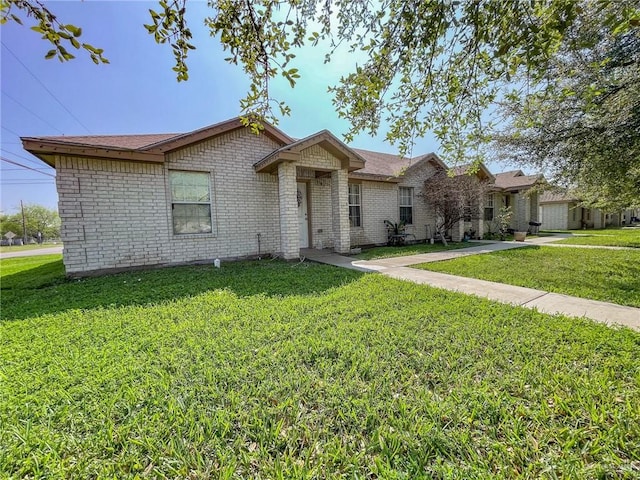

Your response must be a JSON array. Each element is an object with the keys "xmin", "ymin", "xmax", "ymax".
[{"xmin": 1, "ymin": 0, "xmax": 504, "ymax": 214}]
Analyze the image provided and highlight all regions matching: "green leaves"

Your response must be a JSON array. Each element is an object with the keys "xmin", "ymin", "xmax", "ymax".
[
  {"xmin": 494, "ymin": 2, "xmax": 640, "ymax": 210},
  {"xmin": 144, "ymin": 1, "xmax": 193, "ymax": 82},
  {"xmin": 3, "ymin": 0, "xmax": 108, "ymax": 65},
  {"xmin": 3, "ymin": 0, "xmax": 637, "ymax": 171}
]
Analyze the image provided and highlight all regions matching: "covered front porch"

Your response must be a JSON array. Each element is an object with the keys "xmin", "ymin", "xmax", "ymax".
[{"xmin": 254, "ymin": 131, "xmax": 366, "ymax": 259}]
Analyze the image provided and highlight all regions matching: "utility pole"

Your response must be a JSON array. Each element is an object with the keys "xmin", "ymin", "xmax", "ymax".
[{"xmin": 21, "ymin": 200, "xmax": 27, "ymax": 245}]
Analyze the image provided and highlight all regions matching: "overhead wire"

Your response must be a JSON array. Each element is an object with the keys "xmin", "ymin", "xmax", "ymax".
[
  {"xmin": 1, "ymin": 41, "xmax": 92, "ymax": 133},
  {"xmin": 1, "ymin": 125, "xmax": 22, "ymax": 137},
  {"xmin": 0, "ymin": 156, "xmax": 55, "ymax": 177},
  {"xmin": 2, "ymin": 91, "xmax": 65, "ymax": 134},
  {"xmin": 0, "ymin": 148, "xmax": 51, "ymax": 168}
]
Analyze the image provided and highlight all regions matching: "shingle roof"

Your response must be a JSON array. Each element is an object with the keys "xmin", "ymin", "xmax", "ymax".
[
  {"xmin": 24, "ymin": 119, "xmax": 543, "ymax": 188},
  {"xmin": 351, "ymin": 148, "xmax": 414, "ymax": 177},
  {"xmin": 351, "ymin": 149, "xmax": 448, "ymax": 179},
  {"xmin": 35, "ymin": 133, "xmax": 179, "ymax": 150},
  {"xmin": 494, "ymin": 170, "xmax": 542, "ymax": 190}
]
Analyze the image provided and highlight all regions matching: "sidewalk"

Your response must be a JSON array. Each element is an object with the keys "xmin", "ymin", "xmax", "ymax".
[
  {"xmin": 0, "ymin": 246, "xmax": 63, "ymax": 259},
  {"xmin": 301, "ymin": 242, "xmax": 640, "ymax": 331}
]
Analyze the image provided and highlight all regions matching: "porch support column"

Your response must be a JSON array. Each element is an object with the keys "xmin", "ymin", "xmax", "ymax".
[
  {"xmin": 331, "ymin": 168, "xmax": 350, "ymax": 254},
  {"xmin": 514, "ymin": 193, "xmax": 528, "ymax": 231},
  {"xmin": 278, "ymin": 161, "xmax": 299, "ymax": 259}
]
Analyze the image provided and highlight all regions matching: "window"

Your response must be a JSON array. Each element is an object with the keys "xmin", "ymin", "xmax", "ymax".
[
  {"xmin": 484, "ymin": 194, "xmax": 494, "ymax": 221},
  {"xmin": 348, "ymin": 183, "xmax": 362, "ymax": 227},
  {"xmin": 399, "ymin": 187, "xmax": 413, "ymax": 224},
  {"xmin": 169, "ymin": 170, "xmax": 213, "ymax": 234}
]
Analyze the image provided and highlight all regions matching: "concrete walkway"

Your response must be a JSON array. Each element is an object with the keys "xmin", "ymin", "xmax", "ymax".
[
  {"xmin": 0, "ymin": 246, "xmax": 63, "ymax": 259},
  {"xmin": 301, "ymin": 241, "xmax": 640, "ymax": 331}
]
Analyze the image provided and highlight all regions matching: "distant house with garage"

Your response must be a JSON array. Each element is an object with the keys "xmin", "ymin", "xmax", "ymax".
[
  {"xmin": 22, "ymin": 118, "xmax": 544, "ymax": 276},
  {"xmin": 539, "ymin": 191, "xmax": 627, "ymax": 230}
]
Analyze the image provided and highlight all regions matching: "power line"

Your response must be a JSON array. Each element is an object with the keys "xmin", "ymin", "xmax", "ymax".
[
  {"xmin": 1, "ymin": 125, "xmax": 22, "ymax": 137},
  {"xmin": 1, "ymin": 167, "xmax": 52, "ymax": 172},
  {"xmin": 2, "ymin": 90, "xmax": 65, "ymax": 134},
  {"xmin": 0, "ymin": 148, "xmax": 51, "ymax": 169},
  {"xmin": 1, "ymin": 41, "xmax": 92, "ymax": 133},
  {"xmin": 1, "ymin": 178, "xmax": 54, "ymax": 181},
  {"xmin": 1, "ymin": 180, "xmax": 55, "ymax": 184},
  {"xmin": 0, "ymin": 156, "xmax": 56, "ymax": 177}
]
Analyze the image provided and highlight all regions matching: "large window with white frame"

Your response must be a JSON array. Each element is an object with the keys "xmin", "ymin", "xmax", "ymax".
[
  {"xmin": 484, "ymin": 194, "xmax": 494, "ymax": 221},
  {"xmin": 348, "ymin": 183, "xmax": 362, "ymax": 227},
  {"xmin": 399, "ymin": 187, "xmax": 413, "ymax": 224},
  {"xmin": 169, "ymin": 170, "xmax": 213, "ymax": 234}
]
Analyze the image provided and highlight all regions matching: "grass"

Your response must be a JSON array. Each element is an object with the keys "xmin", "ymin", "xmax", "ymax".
[
  {"xmin": 2, "ymin": 256, "xmax": 639, "ymax": 478},
  {"xmin": 547, "ymin": 228, "xmax": 640, "ymax": 248},
  {"xmin": 354, "ymin": 241, "xmax": 474, "ymax": 260},
  {"xmin": 0, "ymin": 242, "xmax": 61, "ymax": 253},
  {"xmin": 0, "ymin": 255, "xmax": 361, "ymax": 321},
  {"xmin": 415, "ymin": 245, "xmax": 640, "ymax": 307}
]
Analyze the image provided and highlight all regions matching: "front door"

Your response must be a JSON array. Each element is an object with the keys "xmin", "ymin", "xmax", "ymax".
[{"xmin": 297, "ymin": 182, "xmax": 309, "ymax": 248}]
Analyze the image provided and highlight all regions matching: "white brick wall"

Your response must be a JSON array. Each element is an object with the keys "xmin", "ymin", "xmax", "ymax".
[
  {"xmin": 349, "ymin": 160, "xmax": 440, "ymax": 247},
  {"xmin": 57, "ymin": 128, "xmax": 283, "ymax": 275},
  {"xmin": 400, "ymin": 161, "xmax": 440, "ymax": 241},
  {"xmin": 351, "ymin": 180, "xmax": 398, "ymax": 246}
]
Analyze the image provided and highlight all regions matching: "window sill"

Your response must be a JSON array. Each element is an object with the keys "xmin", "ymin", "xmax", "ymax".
[{"xmin": 172, "ymin": 232, "xmax": 217, "ymax": 240}]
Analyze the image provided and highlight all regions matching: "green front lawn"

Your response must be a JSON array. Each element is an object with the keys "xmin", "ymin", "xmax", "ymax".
[
  {"xmin": 355, "ymin": 241, "xmax": 473, "ymax": 260},
  {"xmin": 2, "ymin": 256, "xmax": 639, "ymax": 478},
  {"xmin": 415, "ymin": 246, "xmax": 640, "ymax": 307},
  {"xmin": 549, "ymin": 228, "xmax": 640, "ymax": 248}
]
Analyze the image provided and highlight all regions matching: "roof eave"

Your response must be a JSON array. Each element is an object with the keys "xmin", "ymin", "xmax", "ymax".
[
  {"xmin": 21, "ymin": 138, "xmax": 164, "ymax": 166},
  {"xmin": 349, "ymin": 172, "xmax": 402, "ymax": 183}
]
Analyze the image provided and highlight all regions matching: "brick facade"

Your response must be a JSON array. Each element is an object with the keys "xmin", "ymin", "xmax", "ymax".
[
  {"xmin": 46, "ymin": 122, "xmax": 543, "ymax": 276},
  {"xmin": 55, "ymin": 128, "xmax": 357, "ymax": 275},
  {"xmin": 57, "ymin": 129, "xmax": 286, "ymax": 275}
]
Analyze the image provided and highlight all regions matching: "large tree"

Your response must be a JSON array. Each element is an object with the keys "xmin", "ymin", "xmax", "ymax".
[
  {"xmin": 493, "ymin": 5, "xmax": 640, "ymax": 210},
  {"xmin": 2, "ymin": 1, "xmax": 638, "ymax": 164},
  {"xmin": 0, "ymin": 204, "xmax": 60, "ymax": 240}
]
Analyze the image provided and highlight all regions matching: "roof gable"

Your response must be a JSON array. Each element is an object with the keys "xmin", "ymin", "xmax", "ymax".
[
  {"xmin": 494, "ymin": 170, "xmax": 543, "ymax": 191},
  {"xmin": 450, "ymin": 162, "xmax": 495, "ymax": 181},
  {"xmin": 255, "ymin": 130, "xmax": 366, "ymax": 173},
  {"xmin": 351, "ymin": 149, "xmax": 446, "ymax": 180}
]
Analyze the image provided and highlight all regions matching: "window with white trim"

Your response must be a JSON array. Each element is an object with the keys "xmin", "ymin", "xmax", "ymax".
[
  {"xmin": 169, "ymin": 170, "xmax": 213, "ymax": 234},
  {"xmin": 348, "ymin": 183, "xmax": 362, "ymax": 227},
  {"xmin": 484, "ymin": 194, "xmax": 494, "ymax": 221},
  {"xmin": 399, "ymin": 187, "xmax": 413, "ymax": 224}
]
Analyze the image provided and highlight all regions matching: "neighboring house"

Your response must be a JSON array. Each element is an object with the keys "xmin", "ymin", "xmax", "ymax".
[
  {"xmin": 539, "ymin": 191, "xmax": 624, "ymax": 230},
  {"xmin": 491, "ymin": 170, "xmax": 545, "ymax": 232},
  {"xmin": 22, "ymin": 118, "xmax": 542, "ymax": 276}
]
